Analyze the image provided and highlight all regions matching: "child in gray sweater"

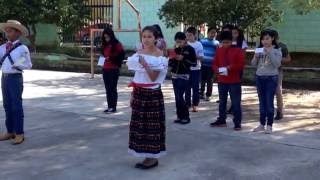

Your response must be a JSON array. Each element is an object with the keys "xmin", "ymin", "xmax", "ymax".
[{"xmin": 252, "ymin": 29, "xmax": 282, "ymax": 134}]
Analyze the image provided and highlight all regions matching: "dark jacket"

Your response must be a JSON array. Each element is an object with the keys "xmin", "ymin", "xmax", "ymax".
[
  {"xmin": 169, "ymin": 45, "xmax": 197, "ymax": 74},
  {"xmin": 102, "ymin": 42, "xmax": 125, "ymax": 69}
]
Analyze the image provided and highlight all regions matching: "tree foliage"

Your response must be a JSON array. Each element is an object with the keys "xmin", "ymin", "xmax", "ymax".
[
  {"xmin": 158, "ymin": 0, "xmax": 282, "ymax": 37},
  {"xmin": 285, "ymin": 0, "xmax": 320, "ymax": 14},
  {"xmin": 0, "ymin": 0, "xmax": 90, "ymax": 49}
]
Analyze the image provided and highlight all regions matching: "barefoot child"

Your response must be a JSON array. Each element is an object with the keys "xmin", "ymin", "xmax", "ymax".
[{"xmin": 185, "ymin": 27, "xmax": 204, "ymax": 112}]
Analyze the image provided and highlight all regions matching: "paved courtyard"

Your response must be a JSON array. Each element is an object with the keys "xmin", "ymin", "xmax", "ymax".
[{"xmin": 0, "ymin": 70, "xmax": 319, "ymax": 180}]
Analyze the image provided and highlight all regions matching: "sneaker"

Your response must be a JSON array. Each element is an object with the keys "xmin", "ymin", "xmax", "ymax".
[
  {"xmin": 205, "ymin": 96, "xmax": 211, "ymax": 101},
  {"xmin": 192, "ymin": 106, "xmax": 198, "ymax": 112},
  {"xmin": 275, "ymin": 111, "xmax": 283, "ymax": 120},
  {"xmin": 253, "ymin": 125, "xmax": 265, "ymax": 132},
  {"xmin": 210, "ymin": 119, "xmax": 227, "ymax": 127},
  {"xmin": 216, "ymin": 100, "xmax": 220, "ymax": 104},
  {"xmin": 265, "ymin": 126, "xmax": 273, "ymax": 134},
  {"xmin": 104, "ymin": 108, "xmax": 116, "ymax": 114}
]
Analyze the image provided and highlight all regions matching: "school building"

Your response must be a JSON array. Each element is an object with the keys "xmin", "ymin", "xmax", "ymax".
[{"xmin": 33, "ymin": 0, "xmax": 320, "ymax": 52}]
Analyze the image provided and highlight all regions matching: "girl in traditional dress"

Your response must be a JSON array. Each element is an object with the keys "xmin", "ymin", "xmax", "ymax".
[
  {"xmin": 135, "ymin": 24, "xmax": 167, "ymax": 56},
  {"xmin": 127, "ymin": 26, "xmax": 168, "ymax": 169}
]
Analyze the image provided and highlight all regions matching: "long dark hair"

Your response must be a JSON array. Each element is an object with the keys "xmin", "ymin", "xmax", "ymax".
[
  {"xmin": 142, "ymin": 26, "xmax": 159, "ymax": 46},
  {"xmin": 101, "ymin": 27, "xmax": 120, "ymax": 54},
  {"xmin": 232, "ymin": 26, "xmax": 245, "ymax": 48},
  {"xmin": 152, "ymin": 24, "xmax": 164, "ymax": 39},
  {"xmin": 258, "ymin": 29, "xmax": 279, "ymax": 49}
]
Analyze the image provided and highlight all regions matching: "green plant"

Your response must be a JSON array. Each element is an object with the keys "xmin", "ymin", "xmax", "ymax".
[
  {"xmin": 36, "ymin": 45, "xmax": 88, "ymax": 58},
  {"xmin": 158, "ymin": 0, "xmax": 282, "ymax": 36},
  {"xmin": 0, "ymin": 0, "xmax": 90, "ymax": 50}
]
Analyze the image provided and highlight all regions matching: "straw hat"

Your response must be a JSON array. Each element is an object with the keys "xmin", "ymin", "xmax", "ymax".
[{"xmin": 0, "ymin": 20, "xmax": 29, "ymax": 37}]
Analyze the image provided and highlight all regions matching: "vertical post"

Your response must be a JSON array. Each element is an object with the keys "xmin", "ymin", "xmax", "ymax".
[
  {"xmin": 117, "ymin": 0, "xmax": 121, "ymax": 30},
  {"xmin": 90, "ymin": 29, "xmax": 95, "ymax": 79}
]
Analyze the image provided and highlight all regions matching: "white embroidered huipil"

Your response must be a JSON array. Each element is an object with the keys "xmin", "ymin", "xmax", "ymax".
[
  {"xmin": 0, "ymin": 40, "xmax": 32, "ymax": 74},
  {"xmin": 127, "ymin": 53, "xmax": 168, "ymax": 89}
]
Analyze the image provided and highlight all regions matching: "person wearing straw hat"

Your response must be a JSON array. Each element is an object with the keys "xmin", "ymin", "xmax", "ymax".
[{"xmin": 0, "ymin": 20, "xmax": 32, "ymax": 145}]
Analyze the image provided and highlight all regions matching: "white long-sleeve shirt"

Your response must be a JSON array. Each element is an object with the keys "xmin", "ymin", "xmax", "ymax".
[{"xmin": 0, "ymin": 40, "xmax": 32, "ymax": 74}]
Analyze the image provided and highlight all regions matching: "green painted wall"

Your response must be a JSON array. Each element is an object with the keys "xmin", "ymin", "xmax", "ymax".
[
  {"xmin": 31, "ymin": 1, "xmax": 320, "ymax": 52},
  {"xmin": 35, "ymin": 24, "xmax": 59, "ymax": 46},
  {"xmin": 273, "ymin": 8, "xmax": 320, "ymax": 52},
  {"xmin": 112, "ymin": 0, "xmax": 180, "ymax": 50},
  {"xmin": 21, "ymin": 24, "xmax": 59, "ymax": 46},
  {"xmin": 114, "ymin": 0, "xmax": 320, "ymax": 52}
]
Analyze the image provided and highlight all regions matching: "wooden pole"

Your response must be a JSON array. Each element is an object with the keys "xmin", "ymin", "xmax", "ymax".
[
  {"xmin": 117, "ymin": 0, "xmax": 121, "ymax": 30},
  {"xmin": 90, "ymin": 29, "xmax": 94, "ymax": 79}
]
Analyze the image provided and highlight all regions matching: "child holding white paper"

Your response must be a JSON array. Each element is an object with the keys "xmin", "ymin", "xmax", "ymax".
[
  {"xmin": 128, "ymin": 26, "xmax": 168, "ymax": 170},
  {"xmin": 211, "ymin": 31, "xmax": 245, "ymax": 131},
  {"xmin": 101, "ymin": 27, "xmax": 125, "ymax": 114},
  {"xmin": 252, "ymin": 29, "xmax": 282, "ymax": 134}
]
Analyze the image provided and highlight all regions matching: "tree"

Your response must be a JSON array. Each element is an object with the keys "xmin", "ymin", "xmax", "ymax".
[
  {"xmin": 158, "ymin": 0, "xmax": 282, "ymax": 36},
  {"xmin": 285, "ymin": 0, "xmax": 320, "ymax": 14},
  {"xmin": 0, "ymin": 0, "xmax": 90, "ymax": 51}
]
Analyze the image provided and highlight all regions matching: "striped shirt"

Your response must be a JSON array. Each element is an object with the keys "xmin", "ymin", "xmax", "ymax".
[{"xmin": 200, "ymin": 38, "xmax": 219, "ymax": 67}]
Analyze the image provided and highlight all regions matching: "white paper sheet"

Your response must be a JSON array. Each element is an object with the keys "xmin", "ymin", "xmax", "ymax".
[
  {"xmin": 219, "ymin": 67, "xmax": 228, "ymax": 76},
  {"xmin": 255, "ymin": 48, "xmax": 264, "ymax": 54},
  {"xmin": 97, "ymin": 56, "xmax": 105, "ymax": 66}
]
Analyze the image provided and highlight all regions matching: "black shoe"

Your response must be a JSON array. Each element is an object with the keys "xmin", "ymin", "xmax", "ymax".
[
  {"xmin": 210, "ymin": 119, "xmax": 227, "ymax": 127},
  {"xmin": 174, "ymin": 119, "xmax": 182, "ymax": 124},
  {"xmin": 104, "ymin": 108, "xmax": 116, "ymax": 114},
  {"xmin": 234, "ymin": 125, "xmax": 242, "ymax": 131},
  {"xmin": 275, "ymin": 111, "xmax": 283, "ymax": 120},
  {"xmin": 135, "ymin": 161, "xmax": 159, "ymax": 170},
  {"xmin": 227, "ymin": 108, "xmax": 234, "ymax": 115},
  {"xmin": 216, "ymin": 100, "xmax": 220, "ymax": 103},
  {"xmin": 179, "ymin": 119, "xmax": 191, "ymax": 125}
]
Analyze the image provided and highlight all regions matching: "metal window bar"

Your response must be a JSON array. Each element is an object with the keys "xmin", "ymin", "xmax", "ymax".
[{"xmin": 62, "ymin": 0, "xmax": 113, "ymax": 44}]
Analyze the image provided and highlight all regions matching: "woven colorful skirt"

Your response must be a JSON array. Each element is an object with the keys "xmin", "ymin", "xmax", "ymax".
[{"xmin": 128, "ymin": 87, "xmax": 166, "ymax": 158}]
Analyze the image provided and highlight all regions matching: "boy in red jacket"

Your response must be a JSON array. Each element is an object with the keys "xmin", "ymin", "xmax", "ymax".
[{"xmin": 210, "ymin": 31, "xmax": 245, "ymax": 131}]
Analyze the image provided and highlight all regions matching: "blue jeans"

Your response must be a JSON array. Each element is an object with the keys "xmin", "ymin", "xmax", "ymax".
[
  {"xmin": 103, "ymin": 69, "xmax": 120, "ymax": 109},
  {"xmin": 1, "ymin": 74, "xmax": 24, "ymax": 134},
  {"xmin": 172, "ymin": 78, "xmax": 190, "ymax": 120},
  {"xmin": 200, "ymin": 66, "xmax": 214, "ymax": 97},
  {"xmin": 185, "ymin": 70, "xmax": 200, "ymax": 107},
  {"xmin": 218, "ymin": 83, "xmax": 242, "ymax": 127},
  {"xmin": 256, "ymin": 75, "xmax": 278, "ymax": 126}
]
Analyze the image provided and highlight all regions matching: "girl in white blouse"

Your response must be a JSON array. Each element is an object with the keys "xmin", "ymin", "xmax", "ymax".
[{"xmin": 127, "ymin": 26, "xmax": 168, "ymax": 170}]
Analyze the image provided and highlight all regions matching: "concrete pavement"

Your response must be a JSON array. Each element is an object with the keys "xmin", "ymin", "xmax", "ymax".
[{"xmin": 0, "ymin": 70, "xmax": 319, "ymax": 180}]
